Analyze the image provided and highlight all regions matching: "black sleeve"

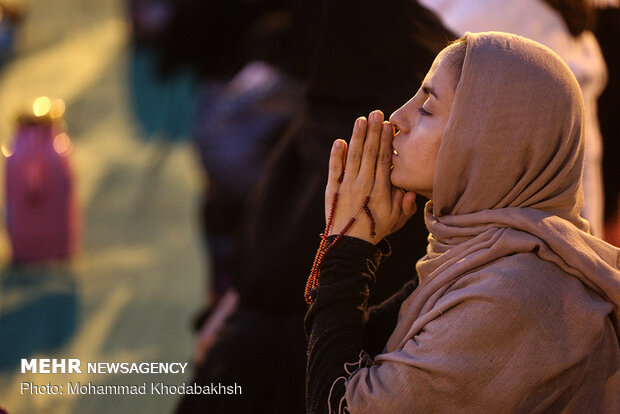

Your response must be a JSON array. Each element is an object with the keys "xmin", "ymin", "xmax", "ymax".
[
  {"xmin": 304, "ymin": 235, "xmax": 389, "ymax": 414},
  {"xmin": 363, "ymin": 278, "xmax": 417, "ymax": 357}
]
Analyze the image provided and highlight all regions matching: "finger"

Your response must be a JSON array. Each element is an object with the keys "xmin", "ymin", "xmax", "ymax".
[
  {"xmin": 327, "ymin": 139, "xmax": 346, "ymax": 194},
  {"xmin": 358, "ymin": 110, "xmax": 384, "ymax": 181},
  {"xmin": 344, "ymin": 116, "xmax": 367, "ymax": 180},
  {"xmin": 375, "ymin": 120, "xmax": 395, "ymax": 187},
  {"xmin": 390, "ymin": 189, "xmax": 417, "ymax": 233},
  {"xmin": 391, "ymin": 186, "xmax": 405, "ymax": 217}
]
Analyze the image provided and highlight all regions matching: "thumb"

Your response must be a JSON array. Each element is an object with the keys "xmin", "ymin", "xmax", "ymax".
[
  {"xmin": 389, "ymin": 189, "xmax": 418, "ymax": 235},
  {"xmin": 401, "ymin": 191, "xmax": 417, "ymax": 218}
]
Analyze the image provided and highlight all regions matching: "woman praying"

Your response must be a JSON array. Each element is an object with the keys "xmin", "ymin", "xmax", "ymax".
[{"xmin": 305, "ymin": 32, "xmax": 620, "ymax": 413}]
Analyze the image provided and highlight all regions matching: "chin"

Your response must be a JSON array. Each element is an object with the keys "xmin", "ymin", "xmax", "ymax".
[
  {"xmin": 390, "ymin": 170, "xmax": 408, "ymax": 190},
  {"xmin": 389, "ymin": 172, "xmax": 401, "ymax": 189}
]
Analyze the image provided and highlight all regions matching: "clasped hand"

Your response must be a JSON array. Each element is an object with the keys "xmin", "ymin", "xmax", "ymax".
[{"xmin": 325, "ymin": 110, "xmax": 417, "ymax": 244}]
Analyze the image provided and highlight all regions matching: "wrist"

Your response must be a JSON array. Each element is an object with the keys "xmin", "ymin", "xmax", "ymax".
[
  {"xmin": 318, "ymin": 235, "xmax": 384, "ymax": 286},
  {"xmin": 328, "ymin": 211, "xmax": 383, "ymax": 244}
]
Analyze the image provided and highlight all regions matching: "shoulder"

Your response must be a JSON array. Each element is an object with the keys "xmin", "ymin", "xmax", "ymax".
[
  {"xmin": 452, "ymin": 253, "xmax": 566, "ymax": 295},
  {"xmin": 441, "ymin": 253, "xmax": 613, "ymax": 339}
]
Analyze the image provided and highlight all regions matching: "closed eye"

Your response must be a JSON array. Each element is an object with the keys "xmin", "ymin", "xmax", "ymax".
[{"xmin": 418, "ymin": 107, "xmax": 431, "ymax": 117}]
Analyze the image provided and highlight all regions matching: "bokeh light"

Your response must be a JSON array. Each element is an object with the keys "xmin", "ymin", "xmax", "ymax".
[
  {"xmin": 32, "ymin": 96, "xmax": 52, "ymax": 117},
  {"xmin": 53, "ymin": 133, "xmax": 72, "ymax": 156},
  {"xmin": 49, "ymin": 98, "xmax": 66, "ymax": 119},
  {"xmin": 1, "ymin": 141, "xmax": 14, "ymax": 158}
]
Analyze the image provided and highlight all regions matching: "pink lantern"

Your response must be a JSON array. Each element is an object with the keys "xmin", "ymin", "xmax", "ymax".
[{"xmin": 5, "ymin": 114, "xmax": 79, "ymax": 263}]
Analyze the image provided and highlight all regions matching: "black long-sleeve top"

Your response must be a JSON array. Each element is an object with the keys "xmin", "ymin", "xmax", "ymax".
[{"xmin": 305, "ymin": 236, "xmax": 418, "ymax": 414}]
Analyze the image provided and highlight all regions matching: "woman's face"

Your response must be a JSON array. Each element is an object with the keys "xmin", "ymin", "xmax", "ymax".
[{"xmin": 389, "ymin": 47, "xmax": 458, "ymax": 199}]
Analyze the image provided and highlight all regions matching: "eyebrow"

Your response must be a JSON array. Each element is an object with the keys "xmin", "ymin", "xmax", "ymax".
[{"xmin": 422, "ymin": 85, "xmax": 438, "ymax": 99}]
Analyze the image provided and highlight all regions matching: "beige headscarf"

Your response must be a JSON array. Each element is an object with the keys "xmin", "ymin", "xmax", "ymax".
[{"xmin": 341, "ymin": 32, "xmax": 620, "ymax": 413}]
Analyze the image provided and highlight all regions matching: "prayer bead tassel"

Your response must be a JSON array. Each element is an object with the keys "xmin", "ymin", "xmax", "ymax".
[{"xmin": 304, "ymin": 190, "xmax": 375, "ymax": 304}]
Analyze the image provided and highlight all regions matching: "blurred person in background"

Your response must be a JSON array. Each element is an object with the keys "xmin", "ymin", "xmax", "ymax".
[
  {"xmin": 174, "ymin": 0, "xmax": 455, "ymax": 413},
  {"xmin": 129, "ymin": 0, "xmax": 302, "ymax": 319},
  {"xmin": 127, "ymin": 0, "xmax": 200, "ymax": 142},
  {"xmin": 176, "ymin": 0, "xmax": 305, "ymax": 312},
  {"xmin": 418, "ymin": 0, "xmax": 609, "ymax": 239}
]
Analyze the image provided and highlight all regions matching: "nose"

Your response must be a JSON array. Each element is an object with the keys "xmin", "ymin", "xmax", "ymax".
[
  {"xmin": 388, "ymin": 108, "xmax": 399, "ymax": 125},
  {"xmin": 389, "ymin": 96, "xmax": 415, "ymax": 133},
  {"xmin": 388, "ymin": 109, "xmax": 402, "ymax": 133}
]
